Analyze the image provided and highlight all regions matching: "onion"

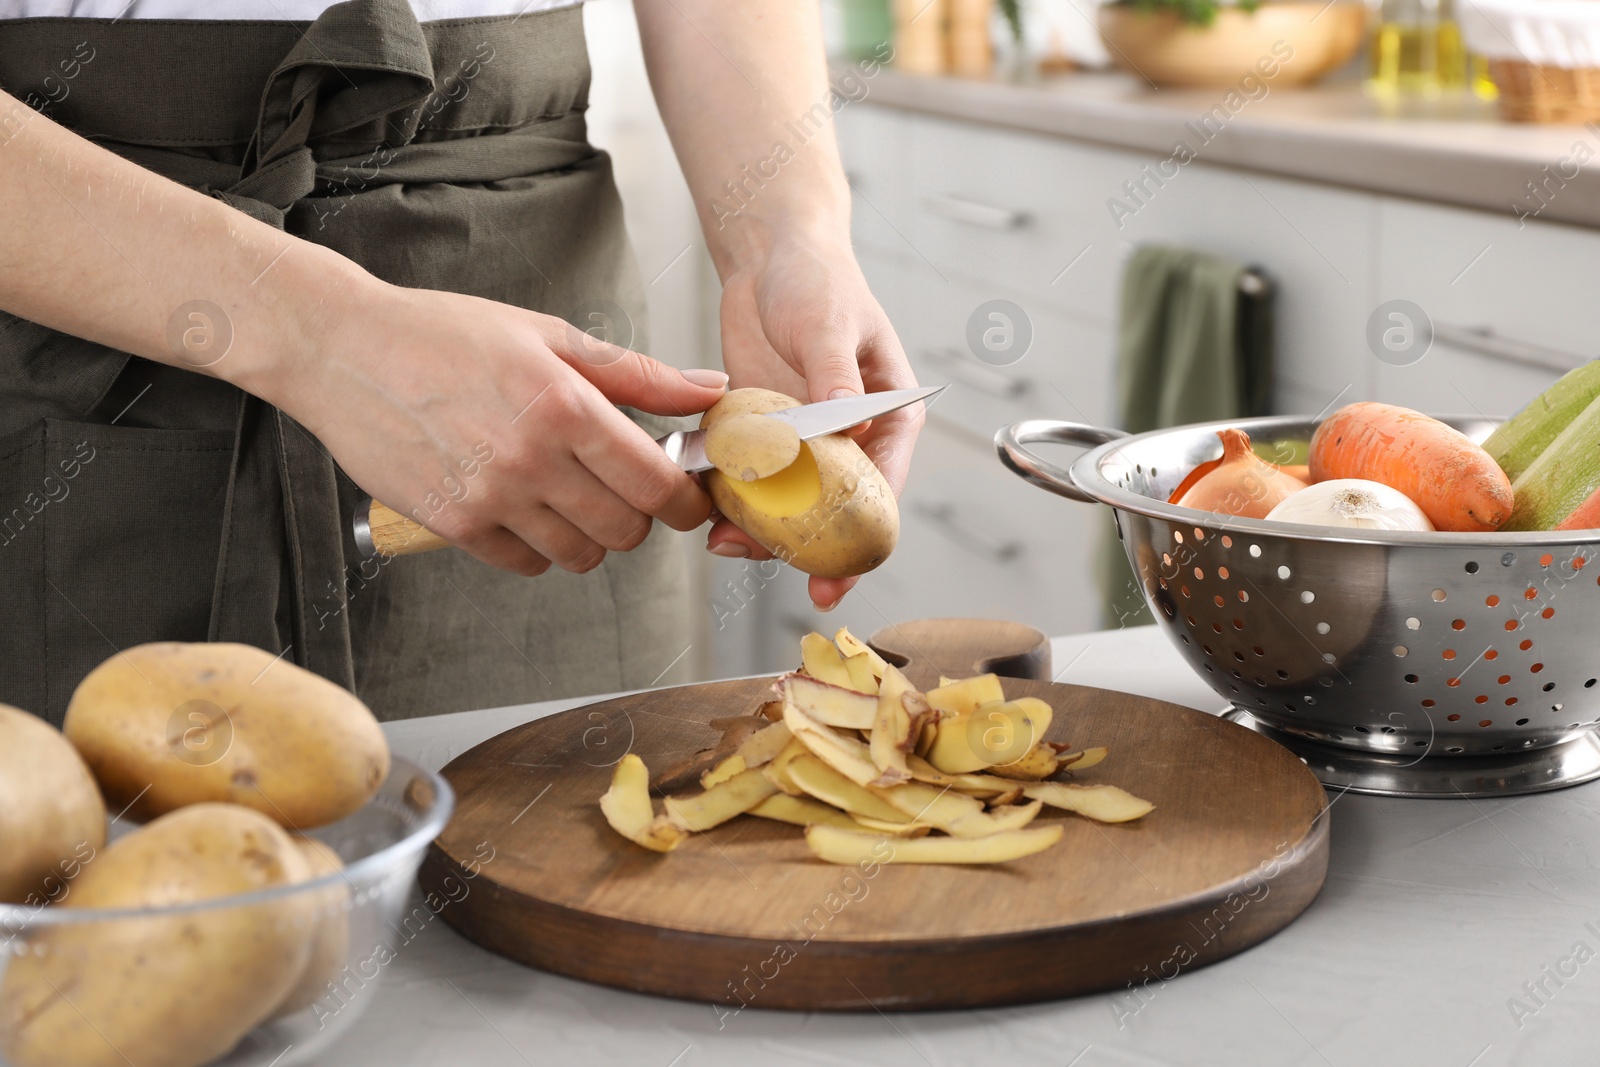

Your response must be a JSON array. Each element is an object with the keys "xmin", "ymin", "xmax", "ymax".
[
  {"xmin": 1266, "ymin": 479, "xmax": 1435, "ymax": 531},
  {"xmin": 1175, "ymin": 428, "xmax": 1307, "ymax": 519}
]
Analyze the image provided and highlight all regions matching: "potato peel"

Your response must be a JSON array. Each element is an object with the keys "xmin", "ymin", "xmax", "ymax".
[
  {"xmin": 598, "ymin": 632, "xmax": 1149, "ymax": 865},
  {"xmin": 805, "ymin": 824, "xmax": 1064, "ymax": 866},
  {"xmin": 748, "ymin": 793, "xmax": 861, "ymax": 830},
  {"xmin": 780, "ymin": 677, "xmax": 881, "ymax": 785},
  {"xmin": 703, "ymin": 410, "xmax": 802, "ymax": 482},
  {"xmin": 833, "ymin": 627, "xmax": 890, "ymax": 679},
  {"xmin": 1022, "ymin": 782, "xmax": 1154, "ymax": 823},
  {"xmin": 788, "ymin": 754, "xmax": 913, "ymax": 824},
  {"xmin": 600, "ymin": 754, "xmax": 687, "ymax": 853},
  {"xmin": 663, "ymin": 767, "xmax": 779, "ymax": 832}
]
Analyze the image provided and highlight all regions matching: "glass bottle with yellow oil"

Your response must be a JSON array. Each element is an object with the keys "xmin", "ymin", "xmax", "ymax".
[{"xmin": 1367, "ymin": 0, "xmax": 1495, "ymax": 99}]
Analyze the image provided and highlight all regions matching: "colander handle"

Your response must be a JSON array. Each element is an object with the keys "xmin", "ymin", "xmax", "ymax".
[{"xmin": 994, "ymin": 420, "xmax": 1127, "ymax": 504}]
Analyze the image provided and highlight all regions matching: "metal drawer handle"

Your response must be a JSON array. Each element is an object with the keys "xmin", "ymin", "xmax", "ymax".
[
  {"xmin": 1433, "ymin": 322, "xmax": 1591, "ymax": 374},
  {"xmin": 995, "ymin": 420, "xmax": 1128, "ymax": 505},
  {"xmin": 922, "ymin": 347, "xmax": 1031, "ymax": 399},
  {"xmin": 912, "ymin": 501, "xmax": 1023, "ymax": 563},
  {"xmin": 921, "ymin": 192, "xmax": 1030, "ymax": 231}
]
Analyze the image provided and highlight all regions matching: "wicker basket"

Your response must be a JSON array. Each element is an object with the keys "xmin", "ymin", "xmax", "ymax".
[{"xmin": 1489, "ymin": 58, "xmax": 1600, "ymax": 124}]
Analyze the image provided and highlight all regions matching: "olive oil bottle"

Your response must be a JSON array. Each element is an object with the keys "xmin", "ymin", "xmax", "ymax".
[{"xmin": 1367, "ymin": 0, "xmax": 1491, "ymax": 99}]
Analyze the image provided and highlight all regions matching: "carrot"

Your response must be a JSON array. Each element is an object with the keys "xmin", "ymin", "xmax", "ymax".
[
  {"xmin": 1309, "ymin": 402, "xmax": 1513, "ymax": 532},
  {"xmin": 1556, "ymin": 484, "xmax": 1600, "ymax": 530}
]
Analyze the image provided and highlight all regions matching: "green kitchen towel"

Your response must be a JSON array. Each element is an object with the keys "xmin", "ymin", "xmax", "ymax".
[{"xmin": 1100, "ymin": 246, "xmax": 1274, "ymax": 628}]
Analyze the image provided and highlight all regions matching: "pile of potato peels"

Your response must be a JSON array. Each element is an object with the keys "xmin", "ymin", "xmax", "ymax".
[{"xmin": 600, "ymin": 628, "xmax": 1153, "ymax": 865}]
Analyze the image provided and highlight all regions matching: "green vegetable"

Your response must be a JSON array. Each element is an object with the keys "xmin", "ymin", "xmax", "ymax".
[
  {"xmin": 1125, "ymin": 0, "xmax": 1262, "ymax": 27},
  {"xmin": 1504, "ymin": 390, "xmax": 1600, "ymax": 531},
  {"xmin": 1482, "ymin": 359, "xmax": 1600, "ymax": 483},
  {"xmin": 998, "ymin": 0, "xmax": 1023, "ymax": 42}
]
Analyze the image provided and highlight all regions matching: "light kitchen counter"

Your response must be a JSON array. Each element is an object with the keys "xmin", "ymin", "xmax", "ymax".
[
  {"xmin": 848, "ymin": 66, "xmax": 1600, "ymax": 230},
  {"xmin": 317, "ymin": 624, "xmax": 1600, "ymax": 1066}
]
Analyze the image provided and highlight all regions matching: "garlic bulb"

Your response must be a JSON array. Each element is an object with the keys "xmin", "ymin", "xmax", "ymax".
[{"xmin": 1266, "ymin": 479, "xmax": 1435, "ymax": 531}]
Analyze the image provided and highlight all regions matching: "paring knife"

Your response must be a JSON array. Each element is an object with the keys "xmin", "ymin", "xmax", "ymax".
[{"xmin": 354, "ymin": 384, "xmax": 945, "ymax": 558}]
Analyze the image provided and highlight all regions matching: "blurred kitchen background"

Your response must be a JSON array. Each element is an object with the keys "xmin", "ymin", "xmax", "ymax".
[{"xmin": 582, "ymin": 0, "xmax": 1600, "ymax": 681}]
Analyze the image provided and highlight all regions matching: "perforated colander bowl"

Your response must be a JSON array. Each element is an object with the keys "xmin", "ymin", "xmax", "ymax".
[{"xmin": 998, "ymin": 415, "xmax": 1600, "ymax": 798}]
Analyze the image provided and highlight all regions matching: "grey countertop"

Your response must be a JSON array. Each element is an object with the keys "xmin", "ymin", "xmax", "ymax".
[
  {"xmin": 323, "ymin": 623, "xmax": 1600, "ymax": 1066},
  {"xmin": 852, "ymin": 66, "xmax": 1600, "ymax": 230}
]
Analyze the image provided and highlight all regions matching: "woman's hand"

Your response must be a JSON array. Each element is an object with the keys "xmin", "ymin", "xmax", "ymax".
[
  {"xmin": 258, "ymin": 272, "xmax": 729, "ymax": 577},
  {"xmin": 707, "ymin": 230, "xmax": 923, "ymax": 610}
]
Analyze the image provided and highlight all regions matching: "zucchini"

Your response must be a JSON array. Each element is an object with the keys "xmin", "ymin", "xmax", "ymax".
[
  {"xmin": 1505, "ymin": 390, "xmax": 1600, "ymax": 531},
  {"xmin": 1484, "ymin": 359, "xmax": 1600, "ymax": 482}
]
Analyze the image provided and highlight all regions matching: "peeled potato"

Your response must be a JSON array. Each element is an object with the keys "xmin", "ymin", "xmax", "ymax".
[
  {"xmin": 64, "ymin": 642, "xmax": 390, "ymax": 830},
  {"xmin": 0, "ymin": 804, "xmax": 316, "ymax": 1067},
  {"xmin": 700, "ymin": 388, "xmax": 898, "ymax": 579},
  {"xmin": 704, "ymin": 411, "xmax": 801, "ymax": 481},
  {"xmin": 0, "ymin": 704, "xmax": 106, "ymax": 903}
]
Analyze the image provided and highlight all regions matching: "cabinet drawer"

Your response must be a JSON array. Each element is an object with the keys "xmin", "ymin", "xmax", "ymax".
[
  {"xmin": 835, "ymin": 104, "xmax": 912, "ymax": 257},
  {"xmin": 896, "ymin": 268, "xmax": 1120, "ymax": 444},
  {"xmin": 860, "ymin": 252, "xmax": 1116, "ymax": 441},
  {"xmin": 903, "ymin": 113, "xmax": 1128, "ymax": 327},
  {"xmin": 1374, "ymin": 199, "xmax": 1595, "ymax": 417},
  {"xmin": 902, "ymin": 112, "xmax": 1380, "ymax": 405}
]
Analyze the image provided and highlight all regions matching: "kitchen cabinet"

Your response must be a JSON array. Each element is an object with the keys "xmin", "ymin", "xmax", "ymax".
[{"xmin": 707, "ymin": 99, "xmax": 1599, "ymax": 677}]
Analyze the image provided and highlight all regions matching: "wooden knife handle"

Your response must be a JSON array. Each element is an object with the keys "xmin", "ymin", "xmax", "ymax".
[{"xmin": 356, "ymin": 500, "xmax": 453, "ymax": 557}]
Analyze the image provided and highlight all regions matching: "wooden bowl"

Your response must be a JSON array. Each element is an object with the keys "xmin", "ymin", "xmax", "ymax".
[{"xmin": 1097, "ymin": 2, "xmax": 1366, "ymax": 88}]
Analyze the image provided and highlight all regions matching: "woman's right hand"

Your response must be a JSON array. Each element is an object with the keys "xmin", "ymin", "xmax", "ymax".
[{"xmin": 253, "ymin": 271, "xmax": 728, "ymax": 577}]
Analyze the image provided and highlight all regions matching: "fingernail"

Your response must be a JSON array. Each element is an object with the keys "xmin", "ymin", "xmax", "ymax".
[
  {"xmin": 816, "ymin": 597, "xmax": 841, "ymax": 613},
  {"xmin": 828, "ymin": 388, "xmax": 856, "ymax": 401},
  {"xmin": 709, "ymin": 542, "xmax": 749, "ymax": 558},
  {"xmin": 683, "ymin": 368, "xmax": 729, "ymax": 389}
]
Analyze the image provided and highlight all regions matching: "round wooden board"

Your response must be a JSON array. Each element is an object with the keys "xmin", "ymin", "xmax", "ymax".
[{"xmin": 421, "ymin": 675, "xmax": 1330, "ymax": 1011}]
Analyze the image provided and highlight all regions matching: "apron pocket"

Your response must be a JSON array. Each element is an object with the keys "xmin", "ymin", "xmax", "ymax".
[{"xmin": 0, "ymin": 419, "xmax": 235, "ymax": 723}]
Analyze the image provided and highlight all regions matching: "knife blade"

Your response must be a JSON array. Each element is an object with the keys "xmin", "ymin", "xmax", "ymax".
[
  {"xmin": 354, "ymin": 384, "xmax": 944, "ymax": 557},
  {"xmin": 659, "ymin": 384, "xmax": 945, "ymax": 473}
]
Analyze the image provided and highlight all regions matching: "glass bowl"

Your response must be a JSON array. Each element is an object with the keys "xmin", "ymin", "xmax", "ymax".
[{"xmin": 0, "ymin": 755, "xmax": 453, "ymax": 1067}]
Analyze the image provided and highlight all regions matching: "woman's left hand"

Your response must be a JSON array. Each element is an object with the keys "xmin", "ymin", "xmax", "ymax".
[{"xmin": 705, "ymin": 230, "xmax": 923, "ymax": 610}]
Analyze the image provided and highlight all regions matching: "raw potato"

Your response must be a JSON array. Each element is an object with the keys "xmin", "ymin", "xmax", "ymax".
[
  {"xmin": 64, "ymin": 642, "xmax": 389, "ymax": 830},
  {"xmin": 703, "ymin": 411, "xmax": 802, "ymax": 481},
  {"xmin": 0, "ymin": 704, "xmax": 105, "ymax": 903},
  {"xmin": 271, "ymin": 836, "xmax": 350, "ymax": 1018},
  {"xmin": 699, "ymin": 388, "xmax": 899, "ymax": 579},
  {"xmin": 0, "ymin": 804, "xmax": 316, "ymax": 1067}
]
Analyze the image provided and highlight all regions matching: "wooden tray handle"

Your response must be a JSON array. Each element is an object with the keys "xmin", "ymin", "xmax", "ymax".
[
  {"xmin": 867, "ymin": 618, "xmax": 1051, "ymax": 690},
  {"xmin": 354, "ymin": 500, "xmax": 452, "ymax": 557}
]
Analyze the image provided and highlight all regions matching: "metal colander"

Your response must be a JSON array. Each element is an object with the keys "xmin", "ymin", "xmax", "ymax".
[{"xmin": 997, "ymin": 415, "xmax": 1600, "ymax": 798}]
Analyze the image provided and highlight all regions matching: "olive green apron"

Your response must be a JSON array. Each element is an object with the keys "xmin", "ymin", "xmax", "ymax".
[{"xmin": 0, "ymin": 0, "xmax": 692, "ymax": 724}]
